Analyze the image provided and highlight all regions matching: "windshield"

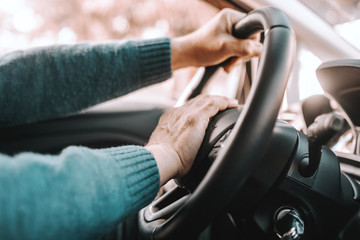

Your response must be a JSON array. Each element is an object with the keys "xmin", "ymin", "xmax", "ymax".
[{"xmin": 300, "ymin": 0, "xmax": 360, "ymax": 50}]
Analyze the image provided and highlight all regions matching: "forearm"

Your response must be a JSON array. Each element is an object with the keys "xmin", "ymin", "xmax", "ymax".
[
  {"xmin": 0, "ymin": 38, "xmax": 171, "ymax": 127},
  {"xmin": 0, "ymin": 145, "xmax": 160, "ymax": 240}
]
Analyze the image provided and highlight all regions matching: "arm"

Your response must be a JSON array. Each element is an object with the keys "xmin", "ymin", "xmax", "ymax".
[
  {"xmin": 0, "ymin": 38, "xmax": 171, "ymax": 127},
  {"xmin": 0, "ymin": 10, "xmax": 260, "ymax": 128},
  {"xmin": 0, "ymin": 95, "xmax": 237, "ymax": 240},
  {"xmin": 0, "ymin": 145, "xmax": 160, "ymax": 240},
  {"xmin": 0, "ymin": 8, "xmax": 260, "ymax": 239}
]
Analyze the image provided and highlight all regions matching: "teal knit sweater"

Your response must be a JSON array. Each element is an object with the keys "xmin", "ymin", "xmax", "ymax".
[{"xmin": 0, "ymin": 38, "xmax": 172, "ymax": 239}]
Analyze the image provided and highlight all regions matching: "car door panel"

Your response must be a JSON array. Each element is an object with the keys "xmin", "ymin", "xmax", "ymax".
[{"xmin": 0, "ymin": 107, "xmax": 165, "ymax": 155}]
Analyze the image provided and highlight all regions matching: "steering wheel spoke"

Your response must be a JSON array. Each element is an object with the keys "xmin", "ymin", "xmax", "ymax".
[{"xmin": 144, "ymin": 186, "xmax": 191, "ymax": 222}]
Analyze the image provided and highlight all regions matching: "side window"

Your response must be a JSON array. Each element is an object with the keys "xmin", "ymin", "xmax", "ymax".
[
  {"xmin": 297, "ymin": 46, "xmax": 323, "ymax": 100},
  {"xmin": 280, "ymin": 42, "xmax": 324, "ymax": 131}
]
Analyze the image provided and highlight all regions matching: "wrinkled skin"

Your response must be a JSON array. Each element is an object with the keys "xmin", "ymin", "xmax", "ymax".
[{"xmin": 146, "ymin": 95, "xmax": 238, "ymax": 185}]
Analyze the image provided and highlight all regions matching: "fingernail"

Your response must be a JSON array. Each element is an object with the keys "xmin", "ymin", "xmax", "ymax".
[
  {"xmin": 230, "ymin": 99, "xmax": 239, "ymax": 105},
  {"xmin": 256, "ymin": 42, "xmax": 263, "ymax": 50}
]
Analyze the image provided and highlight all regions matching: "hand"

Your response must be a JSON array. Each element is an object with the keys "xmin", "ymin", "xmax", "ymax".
[
  {"xmin": 145, "ymin": 95, "xmax": 238, "ymax": 185},
  {"xmin": 171, "ymin": 8, "xmax": 262, "ymax": 71}
]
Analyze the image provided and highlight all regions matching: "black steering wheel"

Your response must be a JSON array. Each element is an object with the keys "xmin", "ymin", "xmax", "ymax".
[{"xmin": 139, "ymin": 7, "xmax": 295, "ymax": 239}]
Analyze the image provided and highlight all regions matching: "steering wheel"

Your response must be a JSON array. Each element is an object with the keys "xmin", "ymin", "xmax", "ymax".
[{"xmin": 139, "ymin": 7, "xmax": 295, "ymax": 239}]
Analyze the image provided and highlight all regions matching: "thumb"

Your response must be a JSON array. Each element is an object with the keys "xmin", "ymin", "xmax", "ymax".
[
  {"xmin": 222, "ymin": 39, "xmax": 262, "ymax": 72},
  {"xmin": 222, "ymin": 57, "xmax": 242, "ymax": 73},
  {"xmin": 224, "ymin": 8, "xmax": 246, "ymax": 26}
]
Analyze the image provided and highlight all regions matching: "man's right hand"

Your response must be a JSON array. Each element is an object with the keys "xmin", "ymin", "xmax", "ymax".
[
  {"xmin": 171, "ymin": 8, "xmax": 262, "ymax": 71},
  {"xmin": 145, "ymin": 95, "xmax": 238, "ymax": 185}
]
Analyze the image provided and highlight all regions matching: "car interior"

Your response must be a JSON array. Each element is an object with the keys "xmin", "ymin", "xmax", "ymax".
[{"xmin": 1, "ymin": 0, "xmax": 360, "ymax": 240}]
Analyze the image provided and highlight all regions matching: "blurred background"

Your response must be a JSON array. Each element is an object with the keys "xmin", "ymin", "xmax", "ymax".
[
  {"xmin": 0, "ymin": 0, "xmax": 221, "ymax": 106},
  {"xmin": 0, "ymin": 0, "xmax": 359, "ymax": 106},
  {"xmin": 0, "ymin": 0, "xmax": 219, "ymax": 52},
  {"xmin": 303, "ymin": 0, "xmax": 360, "ymax": 50}
]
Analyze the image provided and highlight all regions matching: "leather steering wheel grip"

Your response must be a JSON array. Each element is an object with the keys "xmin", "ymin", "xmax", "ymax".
[{"xmin": 139, "ymin": 7, "xmax": 296, "ymax": 240}]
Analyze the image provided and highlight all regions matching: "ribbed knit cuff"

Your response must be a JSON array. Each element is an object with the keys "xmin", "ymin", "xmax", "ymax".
[
  {"xmin": 101, "ymin": 145, "xmax": 160, "ymax": 210},
  {"xmin": 136, "ymin": 38, "xmax": 172, "ymax": 86}
]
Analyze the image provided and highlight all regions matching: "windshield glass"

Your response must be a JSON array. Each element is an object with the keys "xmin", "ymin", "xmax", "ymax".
[{"xmin": 300, "ymin": 0, "xmax": 360, "ymax": 50}]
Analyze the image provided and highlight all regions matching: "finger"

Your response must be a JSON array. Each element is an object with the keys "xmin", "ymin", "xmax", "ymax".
[
  {"xmin": 195, "ymin": 95, "xmax": 238, "ymax": 119},
  {"xmin": 231, "ymin": 39, "xmax": 262, "ymax": 60},
  {"xmin": 216, "ymin": 8, "xmax": 246, "ymax": 34},
  {"xmin": 221, "ymin": 8, "xmax": 246, "ymax": 26},
  {"xmin": 221, "ymin": 96, "xmax": 239, "ymax": 108},
  {"xmin": 248, "ymin": 32, "xmax": 261, "ymax": 41},
  {"xmin": 204, "ymin": 95, "xmax": 239, "ymax": 108},
  {"xmin": 183, "ymin": 95, "xmax": 238, "ymax": 117},
  {"xmin": 223, "ymin": 57, "xmax": 243, "ymax": 73},
  {"xmin": 224, "ymin": 10, "xmax": 261, "ymax": 41}
]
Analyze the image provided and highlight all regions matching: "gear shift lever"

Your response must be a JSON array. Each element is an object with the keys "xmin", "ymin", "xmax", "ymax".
[{"xmin": 300, "ymin": 112, "xmax": 344, "ymax": 177}]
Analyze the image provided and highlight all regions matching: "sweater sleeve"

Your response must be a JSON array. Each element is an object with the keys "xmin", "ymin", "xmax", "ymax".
[
  {"xmin": 0, "ymin": 145, "xmax": 160, "ymax": 240},
  {"xmin": 0, "ymin": 38, "xmax": 172, "ymax": 127}
]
